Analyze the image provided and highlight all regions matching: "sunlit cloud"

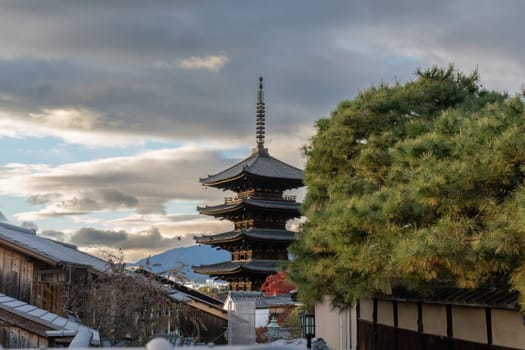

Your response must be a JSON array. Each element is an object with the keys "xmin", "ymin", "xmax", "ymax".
[
  {"xmin": 178, "ymin": 54, "xmax": 229, "ymax": 72},
  {"xmin": 154, "ymin": 54, "xmax": 229, "ymax": 72},
  {"xmin": 104, "ymin": 213, "xmax": 233, "ymax": 236},
  {"xmin": 1, "ymin": 147, "xmax": 236, "ymax": 218},
  {"xmin": 30, "ymin": 108, "xmax": 104, "ymax": 130},
  {"xmin": 0, "ymin": 112, "xmax": 144, "ymax": 147}
]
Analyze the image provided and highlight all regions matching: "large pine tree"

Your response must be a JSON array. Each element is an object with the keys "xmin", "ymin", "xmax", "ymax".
[{"xmin": 289, "ymin": 65, "xmax": 525, "ymax": 309}]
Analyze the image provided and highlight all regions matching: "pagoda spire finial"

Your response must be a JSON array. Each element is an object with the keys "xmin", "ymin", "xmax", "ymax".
[{"xmin": 256, "ymin": 76, "xmax": 266, "ymax": 152}]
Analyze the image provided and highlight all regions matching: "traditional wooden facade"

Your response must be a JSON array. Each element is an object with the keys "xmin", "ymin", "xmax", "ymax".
[
  {"xmin": 193, "ymin": 78, "xmax": 304, "ymax": 291},
  {"xmin": 315, "ymin": 287, "xmax": 525, "ymax": 350},
  {"xmin": 0, "ymin": 221, "xmax": 108, "ymax": 317}
]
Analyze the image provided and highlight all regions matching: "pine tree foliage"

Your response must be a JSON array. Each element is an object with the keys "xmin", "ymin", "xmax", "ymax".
[{"xmin": 288, "ymin": 65, "xmax": 525, "ymax": 309}]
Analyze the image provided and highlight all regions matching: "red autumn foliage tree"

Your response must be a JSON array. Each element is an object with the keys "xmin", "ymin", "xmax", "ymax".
[{"xmin": 260, "ymin": 272, "xmax": 296, "ymax": 296}]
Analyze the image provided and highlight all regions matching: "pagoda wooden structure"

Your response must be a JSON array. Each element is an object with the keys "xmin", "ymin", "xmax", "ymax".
[{"xmin": 193, "ymin": 78, "xmax": 304, "ymax": 291}]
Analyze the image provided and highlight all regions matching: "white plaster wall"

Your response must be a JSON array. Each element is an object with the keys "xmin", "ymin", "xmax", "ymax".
[
  {"xmin": 377, "ymin": 300, "xmax": 393, "ymax": 326},
  {"xmin": 315, "ymin": 296, "xmax": 357, "ymax": 350},
  {"xmin": 422, "ymin": 304, "xmax": 447, "ymax": 336},
  {"xmin": 451, "ymin": 306, "xmax": 486, "ymax": 344},
  {"xmin": 255, "ymin": 309, "xmax": 269, "ymax": 328},
  {"xmin": 397, "ymin": 302, "xmax": 418, "ymax": 332},
  {"xmin": 315, "ymin": 297, "xmax": 342, "ymax": 350},
  {"xmin": 360, "ymin": 299, "xmax": 373, "ymax": 322},
  {"xmin": 492, "ymin": 309, "xmax": 525, "ymax": 350}
]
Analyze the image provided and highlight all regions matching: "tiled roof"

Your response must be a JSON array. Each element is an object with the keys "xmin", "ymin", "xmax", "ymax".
[
  {"xmin": 200, "ymin": 150, "xmax": 304, "ymax": 186},
  {"xmin": 227, "ymin": 291, "xmax": 298, "ymax": 309},
  {"xmin": 378, "ymin": 286, "xmax": 520, "ymax": 310},
  {"xmin": 133, "ymin": 268, "xmax": 224, "ymax": 307},
  {"xmin": 194, "ymin": 228, "xmax": 296, "ymax": 244},
  {"xmin": 193, "ymin": 260, "xmax": 244, "ymax": 274},
  {"xmin": 0, "ymin": 222, "xmax": 108, "ymax": 274},
  {"xmin": 0, "ymin": 293, "xmax": 100, "ymax": 346},
  {"xmin": 198, "ymin": 198, "xmax": 301, "ymax": 216},
  {"xmin": 193, "ymin": 259, "xmax": 282, "ymax": 275},
  {"xmin": 131, "ymin": 268, "xmax": 227, "ymax": 320}
]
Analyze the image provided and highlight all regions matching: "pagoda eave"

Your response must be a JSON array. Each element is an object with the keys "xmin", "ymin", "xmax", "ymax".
[
  {"xmin": 199, "ymin": 150, "xmax": 303, "ymax": 189},
  {"xmin": 201, "ymin": 171, "xmax": 303, "ymax": 191},
  {"xmin": 199, "ymin": 172, "xmax": 246, "ymax": 187},
  {"xmin": 194, "ymin": 228, "xmax": 296, "ymax": 245},
  {"xmin": 197, "ymin": 199, "xmax": 301, "ymax": 216},
  {"xmin": 192, "ymin": 259, "xmax": 283, "ymax": 276}
]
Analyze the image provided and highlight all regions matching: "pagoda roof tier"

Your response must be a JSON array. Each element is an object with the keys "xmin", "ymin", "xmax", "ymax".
[
  {"xmin": 197, "ymin": 198, "xmax": 300, "ymax": 217},
  {"xmin": 194, "ymin": 228, "xmax": 296, "ymax": 245},
  {"xmin": 200, "ymin": 149, "xmax": 303, "ymax": 190},
  {"xmin": 192, "ymin": 259, "xmax": 283, "ymax": 276}
]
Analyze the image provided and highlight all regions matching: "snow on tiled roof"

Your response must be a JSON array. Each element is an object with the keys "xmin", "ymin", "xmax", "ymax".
[
  {"xmin": 0, "ymin": 292, "xmax": 100, "ymax": 346},
  {"xmin": 0, "ymin": 221, "xmax": 108, "ymax": 274}
]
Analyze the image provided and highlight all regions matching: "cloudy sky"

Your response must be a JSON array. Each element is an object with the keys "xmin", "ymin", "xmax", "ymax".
[{"xmin": 0, "ymin": 0, "xmax": 523, "ymax": 262}]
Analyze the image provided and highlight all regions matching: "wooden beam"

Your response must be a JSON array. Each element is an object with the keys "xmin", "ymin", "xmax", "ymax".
[
  {"xmin": 0, "ymin": 310, "xmax": 50, "ymax": 337},
  {"xmin": 187, "ymin": 300, "xmax": 227, "ymax": 320}
]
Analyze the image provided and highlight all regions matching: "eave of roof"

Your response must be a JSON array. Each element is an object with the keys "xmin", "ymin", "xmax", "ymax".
[
  {"xmin": 200, "ymin": 150, "xmax": 304, "ymax": 187},
  {"xmin": 133, "ymin": 268, "xmax": 224, "ymax": 307},
  {"xmin": 227, "ymin": 291, "xmax": 299, "ymax": 309},
  {"xmin": 0, "ymin": 222, "xmax": 109, "ymax": 275},
  {"xmin": 193, "ymin": 259, "xmax": 283, "ymax": 275},
  {"xmin": 197, "ymin": 198, "xmax": 301, "ymax": 216},
  {"xmin": 0, "ymin": 293, "xmax": 100, "ymax": 345},
  {"xmin": 377, "ymin": 287, "xmax": 519, "ymax": 310},
  {"xmin": 194, "ymin": 228, "xmax": 296, "ymax": 244},
  {"xmin": 131, "ymin": 268, "xmax": 228, "ymax": 320}
]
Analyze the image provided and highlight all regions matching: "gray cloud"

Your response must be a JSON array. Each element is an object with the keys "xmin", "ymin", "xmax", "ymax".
[
  {"xmin": 52, "ymin": 189, "xmax": 139, "ymax": 212},
  {"xmin": 0, "ymin": 211, "xmax": 6, "ymax": 221},
  {"xmin": 72, "ymin": 227, "xmax": 128, "ymax": 246},
  {"xmin": 21, "ymin": 221, "xmax": 38, "ymax": 231},
  {"xmin": 6, "ymin": 148, "xmax": 238, "ymax": 219},
  {"xmin": 70, "ymin": 226, "xmax": 184, "ymax": 251},
  {"xmin": 28, "ymin": 193, "xmax": 61, "ymax": 205},
  {"xmin": 0, "ymin": 1, "xmax": 435, "ymax": 145},
  {"xmin": 29, "ymin": 190, "xmax": 137, "ymax": 214},
  {"xmin": 0, "ymin": 0, "xmax": 521, "ymax": 149},
  {"xmin": 40, "ymin": 229, "xmax": 67, "ymax": 241}
]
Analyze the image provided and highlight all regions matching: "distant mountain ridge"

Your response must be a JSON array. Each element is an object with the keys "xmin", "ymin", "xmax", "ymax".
[{"xmin": 132, "ymin": 245, "xmax": 230, "ymax": 282}]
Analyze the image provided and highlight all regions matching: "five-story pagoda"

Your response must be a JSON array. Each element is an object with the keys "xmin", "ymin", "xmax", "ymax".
[{"xmin": 192, "ymin": 78, "xmax": 304, "ymax": 291}]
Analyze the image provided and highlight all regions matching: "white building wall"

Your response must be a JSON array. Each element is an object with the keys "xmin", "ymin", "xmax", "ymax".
[
  {"xmin": 492, "ymin": 309, "xmax": 525, "ymax": 350},
  {"xmin": 315, "ymin": 296, "xmax": 357, "ymax": 350},
  {"xmin": 255, "ymin": 308, "xmax": 270, "ymax": 328}
]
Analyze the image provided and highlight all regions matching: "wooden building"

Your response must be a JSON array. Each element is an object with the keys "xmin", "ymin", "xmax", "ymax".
[
  {"xmin": 0, "ymin": 221, "xmax": 108, "ymax": 317},
  {"xmin": 193, "ymin": 77, "xmax": 304, "ymax": 291},
  {"xmin": 0, "ymin": 292, "xmax": 100, "ymax": 348},
  {"xmin": 315, "ymin": 287, "xmax": 525, "ymax": 350}
]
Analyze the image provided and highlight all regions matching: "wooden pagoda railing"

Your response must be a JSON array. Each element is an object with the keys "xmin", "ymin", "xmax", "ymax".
[{"xmin": 224, "ymin": 193, "xmax": 296, "ymax": 204}]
